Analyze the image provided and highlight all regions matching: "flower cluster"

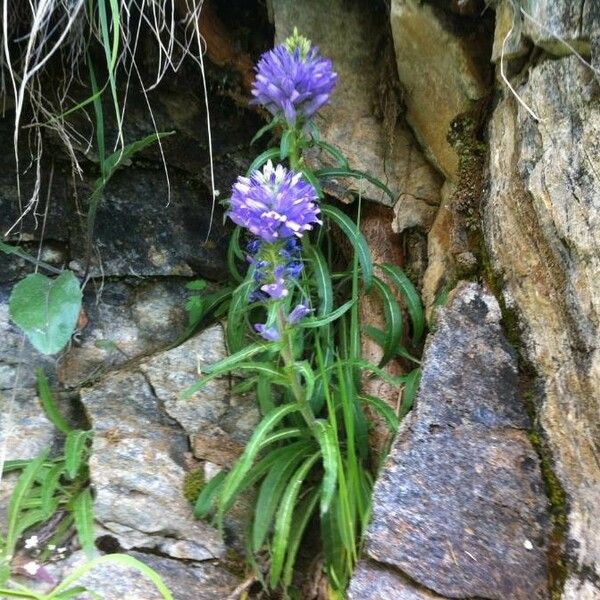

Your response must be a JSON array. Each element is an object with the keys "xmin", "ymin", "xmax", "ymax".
[
  {"xmin": 229, "ymin": 161, "xmax": 321, "ymax": 243},
  {"xmin": 251, "ymin": 35, "xmax": 337, "ymax": 126}
]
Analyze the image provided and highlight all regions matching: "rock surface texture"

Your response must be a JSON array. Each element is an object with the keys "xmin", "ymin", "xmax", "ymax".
[
  {"xmin": 484, "ymin": 8, "xmax": 600, "ymax": 594},
  {"xmin": 349, "ymin": 283, "xmax": 550, "ymax": 599}
]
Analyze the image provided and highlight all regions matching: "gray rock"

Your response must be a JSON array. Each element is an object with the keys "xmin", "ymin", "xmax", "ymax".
[
  {"xmin": 80, "ymin": 370, "xmax": 224, "ymax": 561},
  {"xmin": 353, "ymin": 283, "xmax": 549, "ymax": 599},
  {"xmin": 58, "ymin": 280, "xmax": 190, "ymax": 387},
  {"xmin": 139, "ymin": 324, "xmax": 259, "ymax": 467},
  {"xmin": 348, "ymin": 561, "xmax": 445, "ymax": 600},
  {"xmin": 484, "ymin": 55, "xmax": 600, "ymax": 598},
  {"xmin": 23, "ymin": 549, "xmax": 240, "ymax": 600},
  {"xmin": 270, "ymin": 0, "xmax": 442, "ymax": 209}
]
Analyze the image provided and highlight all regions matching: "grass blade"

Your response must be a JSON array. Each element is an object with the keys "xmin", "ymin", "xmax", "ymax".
[
  {"xmin": 36, "ymin": 369, "xmax": 71, "ymax": 434},
  {"xmin": 316, "ymin": 167, "xmax": 395, "ymax": 202},
  {"xmin": 314, "ymin": 420, "xmax": 338, "ymax": 515},
  {"xmin": 64, "ymin": 430, "xmax": 91, "ymax": 480},
  {"xmin": 371, "ymin": 276, "xmax": 403, "ymax": 368},
  {"xmin": 72, "ymin": 488, "xmax": 95, "ymax": 557}
]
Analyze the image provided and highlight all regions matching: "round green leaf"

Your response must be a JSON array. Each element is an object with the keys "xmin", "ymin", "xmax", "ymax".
[{"xmin": 9, "ymin": 271, "xmax": 82, "ymax": 355}]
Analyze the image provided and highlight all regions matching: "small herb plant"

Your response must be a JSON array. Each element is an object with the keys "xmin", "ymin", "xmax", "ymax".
[{"xmin": 185, "ymin": 30, "xmax": 424, "ymax": 596}]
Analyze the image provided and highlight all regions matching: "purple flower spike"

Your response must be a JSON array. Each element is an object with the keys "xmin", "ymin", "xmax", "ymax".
[
  {"xmin": 287, "ymin": 303, "xmax": 312, "ymax": 324},
  {"xmin": 228, "ymin": 161, "xmax": 321, "ymax": 243},
  {"xmin": 255, "ymin": 323, "xmax": 281, "ymax": 342},
  {"xmin": 251, "ymin": 42, "xmax": 337, "ymax": 126}
]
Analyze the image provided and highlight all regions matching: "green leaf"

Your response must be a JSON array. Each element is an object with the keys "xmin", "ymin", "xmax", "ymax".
[
  {"xmin": 36, "ymin": 369, "xmax": 72, "ymax": 434},
  {"xmin": 378, "ymin": 263, "xmax": 425, "ymax": 343},
  {"xmin": 72, "ymin": 488, "xmax": 95, "ymax": 557},
  {"xmin": 314, "ymin": 420, "xmax": 338, "ymax": 515},
  {"xmin": 314, "ymin": 140, "xmax": 349, "ymax": 169},
  {"xmin": 246, "ymin": 147, "xmax": 280, "ymax": 176},
  {"xmin": 282, "ymin": 486, "xmax": 320, "ymax": 587},
  {"xmin": 371, "ymin": 276, "xmax": 403, "ymax": 368},
  {"xmin": 226, "ymin": 226, "xmax": 244, "ymax": 283},
  {"xmin": 359, "ymin": 395, "xmax": 399, "ymax": 433},
  {"xmin": 305, "ymin": 244, "xmax": 333, "ymax": 317},
  {"xmin": 400, "ymin": 368, "xmax": 421, "ymax": 418},
  {"xmin": 316, "ymin": 167, "xmax": 395, "ymax": 202},
  {"xmin": 299, "ymin": 299, "xmax": 354, "ymax": 328},
  {"xmin": 279, "ymin": 130, "xmax": 294, "ymax": 160},
  {"xmin": 251, "ymin": 119, "xmax": 279, "ymax": 145},
  {"xmin": 193, "ymin": 471, "xmax": 227, "ymax": 519},
  {"xmin": 9, "ymin": 271, "xmax": 82, "ymax": 355},
  {"xmin": 40, "ymin": 463, "xmax": 65, "ymax": 517},
  {"xmin": 301, "ymin": 169, "xmax": 324, "ymax": 199},
  {"xmin": 65, "ymin": 430, "xmax": 91, "ymax": 480},
  {"xmin": 226, "ymin": 280, "xmax": 254, "ymax": 353},
  {"xmin": 218, "ymin": 404, "xmax": 301, "ymax": 523},
  {"xmin": 363, "ymin": 326, "xmax": 420, "ymax": 364},
  {"xmin": 270, "ymin": 452, "xmax": 320, "ymax": 588},
  {"xmin": 0, "ymin": 589, "xmax": 44, "ymax": 599},
  {"xmin": 251, "ymin": 444, "xmax": 309, "ymax": 552},
  {"xmin": 6, "ymin": 452, "xmax": 49, "ymax": 557},
  {"xmin": 0, "ymin": 240, "xmax": 63, "ymax": 275},
  {"xmin": 321, "ymin": 204, "xmax": 373, "ymax": 291}
]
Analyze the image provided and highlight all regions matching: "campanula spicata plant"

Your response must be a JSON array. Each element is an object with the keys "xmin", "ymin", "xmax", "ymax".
[{"xmin": 184, "ymin": 29, "xmax": 425, "ymax": 597}]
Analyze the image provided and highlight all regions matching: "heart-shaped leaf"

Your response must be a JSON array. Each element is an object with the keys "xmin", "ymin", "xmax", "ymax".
[{"xmin": 9, "ymin": 271, "xmax": 82, "ymax": 355}]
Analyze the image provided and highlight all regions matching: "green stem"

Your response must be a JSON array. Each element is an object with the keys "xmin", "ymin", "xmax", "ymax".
[
  {"xmin": 277, "ymin": 307, "xmax": 317, "ymax": 430},
  {"xmin": 287, "ymin": 127, "xmax": 301, "ymax": 171}
]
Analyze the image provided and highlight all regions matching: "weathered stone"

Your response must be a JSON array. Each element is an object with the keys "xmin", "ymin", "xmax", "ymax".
[
  {"xmin": 354, "ymin": 283, "xmax": 549, "ymax": 599},
  {"xmin": 520, "ymin": 0, "xmax": 600, "ymax": 56},
  {"xmin": 484, "ymin": 56, "xmax": 600, "ymax": 597},
  {"xmin": 270, "ymin": 0, "xmax": 442, "ymax": 209},
  {"xmin": 80, "ymin": 370, "xmax": 224, "ymax": 561},
  {"xmin": 390, "ymin": 0, "xmax": 491, "ymax": 179},
  {"xmin": 491, "ymin": 0, "xmax": 531, "ymax": 64},
  {"xmin": 348, "ymin": 561, "xmax": 445, "ymax": 600},
  {"xmin": 139, "ymin": 324, "xmax": 258, "ymax": 466},
  {"xmin": 58, "ymin": 280, "xmax": 190, "ymax": 387},
  {"xmin": 24, "ymin": 549, "xmax": 240, "ymax": 600}
]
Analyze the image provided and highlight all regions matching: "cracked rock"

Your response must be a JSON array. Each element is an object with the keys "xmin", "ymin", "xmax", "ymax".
[{"xmin": 351, "ymin": 282, "xmax": 550, "ymax": 599}]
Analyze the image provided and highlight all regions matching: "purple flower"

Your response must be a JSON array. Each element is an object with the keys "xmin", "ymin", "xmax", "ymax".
[
  {"xmin": 228, "ymin": 161, "xmax": 321, "ymax": 243},
  {"xmin": 251, "ymin": 43, "xmax": 337, "ymax": 126},
  {"xmin": 287, "ymin": 303, "xmax": 312, "ymax": 324},
  {"xmin": 260, "ymin": 277, "xmax": 288, "ymax": 299},
  {"xmin": 255, "ymin": 323, "xmax": 281, "ymax": 341}
]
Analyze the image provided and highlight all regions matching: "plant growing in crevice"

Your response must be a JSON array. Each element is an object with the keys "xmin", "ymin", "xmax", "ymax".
[{"xmin": 185, "ymin": 29, "xmax": 424, "ymax": 596}]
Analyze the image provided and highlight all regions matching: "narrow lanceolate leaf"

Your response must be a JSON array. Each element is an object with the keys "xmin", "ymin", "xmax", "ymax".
[
  {"xmin": 321, "ymin": 204, "xmax": 373, "ymax": 291},
  {"xmin": 72, "ymin": 488, "xmax": 95, "ymax": 557},
  {"xmin": 299, "ymin": 299, "xmax": 354, "ymax": 328},
  {"xmin": 279, "ymin": 130, "xmax": 294, "ymax": 160},
  {"xmin": 315, "ymin": 140, "xmax": 349, "ymax": 169},
  {"xmin": 301, "ymin": 168, "xmax": 324, "ymax": 198},
  {"xmin": 316, "ymin": 167, "xmax": 395, "ymax": 202},
  {"xmin": 36, "ymin": 369, "xmax": 72, "ymax": 434},
  {"xmin": 314, "ymin": 420, "xmax": 338, "ymax": 515},
  {"xmin": 270, "ymin": 452, "xmax": 320, "ymax": 588},
  {"xmin": 378, "ymin": 263, "xmax": 425, "ymax": 343},
  {"xmin": 194, "ymin": 471, "xmax": 227, "ymax": 519},
  {"xmin": 65, "ymin": 430, "xmax": 91, "ymax": 480},
  {"xmin": 6, "ymin": 452, "xmax": 48, "ymax": 554},
  {"xmin": 359, "ymin": 395, "xmax": 400, "ymax": 433},
  {"xmin": 400, "ymin": 368, "xmax": 421, "ymax": 418},
  {"xmin": 226, "ymin": 226, "xmax": 244, "ymax": 283},
  {"xmin": 9, "ymin": 271, "xmax": 82, "ymax": 355},
  {"xmin": 282, "ymin": 486, "xmax": 320, "ymax": 587},
  {"xmin": 305, "ymin": 244, "xmax": 333, "ymax": 316},
  {"xmin": 251, "ymin": 444, "xmax": 309, "ymax": 552},
  {"xmin": 371, "ymin": 276, "xmax": 403, "ymax": 368},
  {"xmin": 246, "ymin": 147, "xmax": 280, "ymax": 176},
  {"xmin": 218, "ymin": 404, "xmax": 301, "ymax": 521},
  {"xmin": 227, "ymin": 280, "xmax": 254, "ymax": 353},
  {"xmin": 41, "ymin": 463, "xmax": 65, "ymax": 517},
  {"xmin": 182, "ymin": 342, "xmax": 270, "ymax": 398}
]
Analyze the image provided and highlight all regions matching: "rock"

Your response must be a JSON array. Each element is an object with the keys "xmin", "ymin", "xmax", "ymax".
[
  {"xmin": 520, "ymin": 0, "xmax": 599, "ymax": 56},
  {"xmin": 58, "ymin": 280, "xmax": 190, "ymax": 387},
  {"xmin": 491, "ymin": 1, "xmax": 530, "ymax": 64},
  {"xmin": 390, "ymin": 0, "xmax": 491, "ymax": 179},
  {"xmin": 352, "ymin": 283, "xmax": 550, "ymax": 599},
  {"xmin": 270, "ymin": 0, "xmax": 442, "ymax": 209},
  {"xmin": 80, "ymin": 370, "xmax": 224, "ymax": 561},
  {"xmin": 348, "ymin": 561, "xmax": 445, "ymax": 599},
  {"xmin": 24, "ymin": 549, "xmax": 240, "ymax": 600},
  {"xmin": 484, "ymin": 55, "xmax": 600, "ymax": 597},
  {"xmin": 139, "ymin": 324, "xmax": 259, "ymax": 466}
]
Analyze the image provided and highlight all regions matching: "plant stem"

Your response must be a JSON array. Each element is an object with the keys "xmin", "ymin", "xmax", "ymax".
[{"xmin": 277, "ymin": 307, "xmax": 317, "ymax": 430}]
